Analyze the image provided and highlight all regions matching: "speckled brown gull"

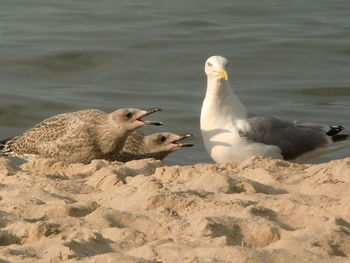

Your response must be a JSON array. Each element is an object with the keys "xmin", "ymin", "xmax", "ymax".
[
  {"xmin": 106, "ymin": 130, "xmax": 194, "ymax": 162},
  {"xmin": 2, "ymin": 107, "xmax": 162, "ymax": 164}
]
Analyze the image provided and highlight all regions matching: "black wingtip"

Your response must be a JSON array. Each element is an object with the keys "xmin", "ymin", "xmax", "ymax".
[
  {"xmin": 326, "ymin": 126, "xmax": 350, "ymax": 142},
  {"xmin": 332, "ymin": 134, "xmax": 349, "ymax": 142},
  {"xmin": 327, "ymin": 125, "xmax": 344, "ymax": 136}
]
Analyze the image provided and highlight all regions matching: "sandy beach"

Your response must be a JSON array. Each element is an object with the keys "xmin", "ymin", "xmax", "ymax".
[{"xmin": 0, "ymin": 156, "xmax": 349, "ymax": 262}]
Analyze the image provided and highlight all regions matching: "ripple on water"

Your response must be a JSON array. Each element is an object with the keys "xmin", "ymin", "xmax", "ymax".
[
  {"xmin": 0, "ymin": 50, "xmax": 115, "ymax": 73},
  {"xmin": 293, "ymin": 87, "xmax": 350, "ymax": 97}
]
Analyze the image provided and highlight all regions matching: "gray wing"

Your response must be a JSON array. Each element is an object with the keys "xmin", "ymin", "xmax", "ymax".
[{"xmin": 241, "ymin": 116, "xmax": 331, "ymax": 160}]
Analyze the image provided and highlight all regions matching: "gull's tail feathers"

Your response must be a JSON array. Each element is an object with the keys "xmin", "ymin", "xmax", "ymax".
[
  {"xmin": 1, "ymin": 137, "xmax": 12, "ymax": 150},
  {"xmin": 0, "ymin": 137, "xmax": 15, "ymax": 154},
  {"xmin": 326, "ymin": 126, "xmax": 350, "ymax": 142}
]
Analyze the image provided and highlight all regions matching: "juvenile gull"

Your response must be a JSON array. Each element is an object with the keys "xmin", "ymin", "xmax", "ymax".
[
  {"xmin": 2, "ymin": 108, "xmax": 162, "ymax": 164},
  {"xmin": 106, "ymin": 131, "xmax": 194, "ymax": 162},
  {"xmin": 200, "ymin": 55, "xmax": 349, "ymax": 163}
]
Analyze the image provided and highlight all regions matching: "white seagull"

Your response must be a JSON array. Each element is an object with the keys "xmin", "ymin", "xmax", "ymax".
[{"xmin": 200, "ymin": 55, "xmax": 349, "ymax": 163}]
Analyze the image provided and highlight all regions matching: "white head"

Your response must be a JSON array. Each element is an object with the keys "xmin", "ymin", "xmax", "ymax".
[{"xmin": 204, "ymin": 56, "xmax": 230, "ymax": 80}]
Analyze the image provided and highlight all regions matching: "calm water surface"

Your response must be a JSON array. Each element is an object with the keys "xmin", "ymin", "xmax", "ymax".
[{"xmin": 1, "ymin": 0, "xmax": 350, "ymax": 165}]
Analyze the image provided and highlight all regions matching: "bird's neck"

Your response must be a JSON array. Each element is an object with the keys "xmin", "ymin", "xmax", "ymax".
[
  {"xmin": 96, "ymin": 119, "xmax": 131, "ymax": 155},
  {"xmin": 204, "ymin": 77, "xmax": 248, "ymax": 120}
]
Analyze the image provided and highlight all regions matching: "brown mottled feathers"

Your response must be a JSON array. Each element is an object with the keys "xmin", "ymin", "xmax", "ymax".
[
  {"xmin": 2, "ymin": 108, "xmax": 162, "ymax": 164},
  {"xmin": 120, "ymin": 130, "xmax": 148, "ymax": 155},
  {"xmin": 107, "ymin": 131, "xmax": 193, "ymax": 162},
  {"xmin": 3, "ymin": 110, "xmax": 106, "ymax": 163}
]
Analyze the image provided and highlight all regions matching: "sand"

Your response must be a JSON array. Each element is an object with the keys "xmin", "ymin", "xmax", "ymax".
[{"xmin": 0, "ymin": 156, "xmax": 350, "ymax": 263}]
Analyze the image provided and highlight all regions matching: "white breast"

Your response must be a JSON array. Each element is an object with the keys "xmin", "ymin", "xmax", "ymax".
[{"xmin": 201, "ymin": 103, "xmax": 282, "ymax": 163}]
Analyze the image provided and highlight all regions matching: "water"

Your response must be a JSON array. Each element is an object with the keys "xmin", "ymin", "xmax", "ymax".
[{"xmin": 1, "ymin": 0, "xmax": 349, "ymax": 165}]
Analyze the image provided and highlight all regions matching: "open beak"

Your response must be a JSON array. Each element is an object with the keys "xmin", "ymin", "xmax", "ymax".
[
  {"xmin": 218, "ymin": 69, "xmax": 228, "ymax": 80},
  {"xmin": 169, "ymin": 133, "xmax": 194, "ymax": 147},
  {"xmin": 136, "ymin": 108, "xmax": 163, "ymax": 126}
]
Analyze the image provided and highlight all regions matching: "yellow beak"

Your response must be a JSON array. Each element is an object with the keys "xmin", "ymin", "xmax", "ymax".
[{"xmin": 218, "ymin": 69, "xmax": 228, "ymax": 80}]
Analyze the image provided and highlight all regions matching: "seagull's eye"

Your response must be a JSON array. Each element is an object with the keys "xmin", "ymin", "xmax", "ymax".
[
  {"xmin": 207, "ymin": 62, "xmax": 213, "ymax": 67},
  {"xmin": 125, "ymin": 112, "xmax": 133, "ymax": 119},
  {"xmin": 159, "ymin": 136, "xmax": 166, "ymax": 142}
]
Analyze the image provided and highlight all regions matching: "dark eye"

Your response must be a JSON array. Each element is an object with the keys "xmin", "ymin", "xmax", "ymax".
[
  {"xmin": 207, "ymin": 62, "xmax": 213, "ymax": 67},
  {"xmin": 159, "ymin": 136, "xmax": 166, "ymax": 142},
  {"xmin": 125, "ymin": 112, "xmax": 133, "ymax": 119}
]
